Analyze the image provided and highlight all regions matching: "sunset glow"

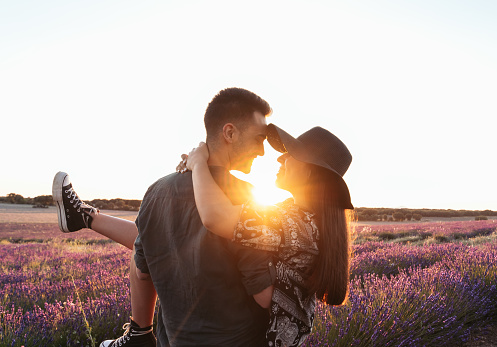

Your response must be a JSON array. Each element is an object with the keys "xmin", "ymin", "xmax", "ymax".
[
  {"xmin": 232, "ymin": 143, "xmax": 292, "ymax": 206},
  {"xmin": 251, "ymin": 184, "xmax": 291, "ymax": 206}
]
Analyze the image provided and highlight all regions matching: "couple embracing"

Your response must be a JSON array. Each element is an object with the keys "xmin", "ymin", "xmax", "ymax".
[{"xmin": 52, "ymin": 87, "xmax": 354, "ymax": 347}]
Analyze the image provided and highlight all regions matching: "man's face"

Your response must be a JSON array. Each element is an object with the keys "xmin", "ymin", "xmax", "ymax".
[{"xmin": 230, "ymin": 111, "xmax": 267, "ymax": 173}]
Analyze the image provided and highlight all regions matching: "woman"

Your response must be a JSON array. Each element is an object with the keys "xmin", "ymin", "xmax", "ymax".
[
  {"xmin": 53, "ymin": 124, "xmax": 353, "ymax": 347},
  {"xmin": 185, "ymin": 124, "xmax": 353, "ymax": 346}
]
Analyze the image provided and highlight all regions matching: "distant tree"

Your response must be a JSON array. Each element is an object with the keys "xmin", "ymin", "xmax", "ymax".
[
  {"xmin": 93, "ymin": 201, "xmax": 105, "ymax": 210},
  {"xmin": 7, "ymin": 193, "xmax": 26, "ymax": 204},
  {"xmin": 33, "ymin": 195, "xmax": 54, "ymax": 207},
  {"xmin": 113, "ymin": 199, "xmax": 125, "ymax": 208},
  {"xmin": 6, "ymin": 193, "xmax": 15, "ymax": 203},
  {"xmin": 357, "ymin": 213, "xmax": 377, "ymax": 222},
  {"xmin": 413, "ymin": 213, "xmax": 422, "ymax": 221},
  {"xmin": 127, "ymin": 200, "xmax": 141, "ymax": 208},
  {"xmin": 365, "ymin": 209, "xmax": 378, "ymax": 216},
  {"xmin": 405, "ymin": 213, "xmax": 412, "ymax": 221},
  {"xmin": 15, "ymin": 194, "xmax": 25, "ymax": 204},
  {"xmin": 392, "ymin": 212, "xmax": 404, "ymax": 221}
]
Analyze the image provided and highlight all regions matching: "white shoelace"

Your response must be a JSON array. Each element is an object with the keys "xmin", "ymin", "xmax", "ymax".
[
  {"xmin": 112, "ymin": 323, "xmax": 153, "ymax": 346},
  {"xmin": 65, "ymin": 187, "xmax": 96, "ymax": 214},
  {"xmin": 65, "ymin": 187, "xmax": 85, "ymax": 211}
]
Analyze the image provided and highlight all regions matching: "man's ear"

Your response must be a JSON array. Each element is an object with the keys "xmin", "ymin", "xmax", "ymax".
[{"xmin": 222, "ymin": 123, "xmax": 238, "ymax": 144}]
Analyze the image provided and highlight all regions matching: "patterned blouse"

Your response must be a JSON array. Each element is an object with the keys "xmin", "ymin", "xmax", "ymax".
[{"xmin": 233, "ymin": 198, "xmax": 319, "ymax": 347}]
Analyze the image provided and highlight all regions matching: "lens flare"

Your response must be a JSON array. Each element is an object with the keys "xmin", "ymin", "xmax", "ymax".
[{"xmin": 231, "ymin": 144, "xmax": 291, "ymax": 206}]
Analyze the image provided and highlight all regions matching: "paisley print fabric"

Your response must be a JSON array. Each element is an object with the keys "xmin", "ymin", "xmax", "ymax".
[{"xmin": 234, "ymin": 198, "xmax": 319, "ymax": 347}]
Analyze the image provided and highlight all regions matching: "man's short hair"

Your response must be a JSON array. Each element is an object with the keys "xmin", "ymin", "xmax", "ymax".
[{"xmin": 204, "ymin": 87, "xmax": 272, "ymax": 142}]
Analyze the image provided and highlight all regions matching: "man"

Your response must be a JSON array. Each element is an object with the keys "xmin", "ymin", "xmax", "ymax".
[{"xmin": 132, "ymin": 88, "xmax": 275, "ymax": 346}]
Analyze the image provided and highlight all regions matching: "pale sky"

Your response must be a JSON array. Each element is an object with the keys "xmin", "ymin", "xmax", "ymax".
[{"xmin": 1, "ymin": 0, "xmax": 496, "ymax": 210}]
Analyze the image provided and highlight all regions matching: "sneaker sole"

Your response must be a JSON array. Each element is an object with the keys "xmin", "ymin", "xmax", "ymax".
[{"xmin": 52, "ymin": 171, "xmax": 70, "ymax": 233}]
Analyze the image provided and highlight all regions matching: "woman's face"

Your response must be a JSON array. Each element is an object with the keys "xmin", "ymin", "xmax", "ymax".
[{"xmin": 275, "ymin": 153, "xmax": 311, "ymax": 192}]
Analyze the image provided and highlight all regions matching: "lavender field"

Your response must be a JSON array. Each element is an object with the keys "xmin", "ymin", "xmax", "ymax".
[{"xmin": 1, "ymin": 218, "xmax": 497, "ymax": 346}]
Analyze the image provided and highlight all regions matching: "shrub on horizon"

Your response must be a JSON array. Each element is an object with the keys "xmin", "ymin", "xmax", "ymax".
[
  {"xmin": 413, "ymin": 213, "xmax": 422, "ymax": 221},
  {"xmin": 392, "ymin": 212, "xmax": 404, "ymax": 221}
]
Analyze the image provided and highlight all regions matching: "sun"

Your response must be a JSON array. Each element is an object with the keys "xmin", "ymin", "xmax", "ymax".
[
  {"xmin": 231, "ymin": 144, "xmax": 292, "ymax": 206},
  {"xmin": 251, "ymin": 183, "xmax": 291, "ymax": 206}
]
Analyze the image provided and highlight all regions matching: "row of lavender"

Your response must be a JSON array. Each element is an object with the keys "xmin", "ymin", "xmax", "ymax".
[
  {"xmin": 355, "ymin": 219, "xmax": 497, "ymax": 243},
  {"xmin": 0, "ymin": 243, "xmax": 133, "ymax": 346},
  {"xmin": 303, "ymin": 220, "xmax": 497, "ymax": 346},
  {"xmin": 1, "ymin": 220, "xmax": 496, "ymax": 346},
  {"xmin": 306, "ymin": 242, "xmax": 497, "ymax": 346}
]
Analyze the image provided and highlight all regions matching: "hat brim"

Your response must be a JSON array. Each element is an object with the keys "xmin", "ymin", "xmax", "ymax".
[{"xmin": 267, "ymin": 124, "xmax": 354, "ymax": 209}]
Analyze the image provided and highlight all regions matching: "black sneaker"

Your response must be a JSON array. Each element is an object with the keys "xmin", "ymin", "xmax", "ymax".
[
  {"xmin": 52, "ymin": 171, "xmax": 99, "ymax": 232},
  {"xmin": 99, "ymin": 319, "xmax": 156, "ymax": 347}
]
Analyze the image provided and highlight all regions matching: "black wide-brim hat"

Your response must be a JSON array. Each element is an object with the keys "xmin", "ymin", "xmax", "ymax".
[{"xmin": 267, "ymin": 123, "xmax": 353, "ymax": 209}]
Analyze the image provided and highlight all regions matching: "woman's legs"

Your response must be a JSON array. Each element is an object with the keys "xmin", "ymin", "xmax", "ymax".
[
  {"xmin": 89, "ymin": 214, "xmax": 158, "ymax": 327},
  {"xmin": 89, "ymin": 216, "xmax": 158, "ymax": 327},
  {"xmin": 52, "ymin": 172, "xmax": 157, "ymax": 331},
  {"xmin": 91, "ymin": 213, "xmax": 138, "ymax": 250},
  {"xmin": 130, "ymin": 248, "xmax": 157, "ymax": 327}
]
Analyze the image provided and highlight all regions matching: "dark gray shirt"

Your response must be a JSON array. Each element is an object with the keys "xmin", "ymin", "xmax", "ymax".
[{"xmin": 134, "ymin": 167, "xmax": 274, "ymax": 347}]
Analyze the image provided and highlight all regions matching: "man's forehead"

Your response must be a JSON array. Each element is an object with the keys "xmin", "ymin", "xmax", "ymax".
[
  {"xmin": 252, "ymin": 111, "xmax": 268, "ymax": 135},
  {"xmin": 253, "ymin": 122, "xmax": 268, "ymax": 137}
]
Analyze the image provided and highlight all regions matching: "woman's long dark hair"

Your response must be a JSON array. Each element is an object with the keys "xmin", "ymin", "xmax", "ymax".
[{"xmin": 305, "ymin": 165, "xmax": 352, "ymax": 305}]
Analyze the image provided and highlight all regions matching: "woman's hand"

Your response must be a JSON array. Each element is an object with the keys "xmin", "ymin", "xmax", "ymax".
[
  {"xmin": 186, "ymin": 142, "xmax": 210, "ymax": 171},
  {"xmin": 176, "ymin": 154, "xmax": 189, "ymax": 173}
]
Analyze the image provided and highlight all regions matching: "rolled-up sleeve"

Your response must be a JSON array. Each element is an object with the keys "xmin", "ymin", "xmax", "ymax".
[
  {"xmin": 133, "ymin": 185, "xmax": 159, "ymax": 275},
  {"xmin": 134, "ymin": 217, "xmax": 150, "ymax": 274},
  {"xmin": 232, "ymin": 244, "xmax": 276, "ymax": 295},
  {"xmin": 133, "ymin": 232, "xmax": 150, "ymax": 274}
]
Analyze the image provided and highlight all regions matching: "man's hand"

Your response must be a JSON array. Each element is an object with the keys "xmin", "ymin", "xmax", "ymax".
[{"xmin": 186, "ymin": 142, "xmax": 210, "ymax": 171}]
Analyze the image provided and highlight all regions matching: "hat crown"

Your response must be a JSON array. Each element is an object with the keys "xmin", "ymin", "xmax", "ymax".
[{"xmin": 296, "ymin": 127, "xmax": 352, "ymax": 177}]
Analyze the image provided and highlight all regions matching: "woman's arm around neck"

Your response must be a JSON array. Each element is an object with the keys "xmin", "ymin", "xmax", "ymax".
[{"xmin": 187, "ymin": 144, "xmax": 242, "ymax": 239}]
